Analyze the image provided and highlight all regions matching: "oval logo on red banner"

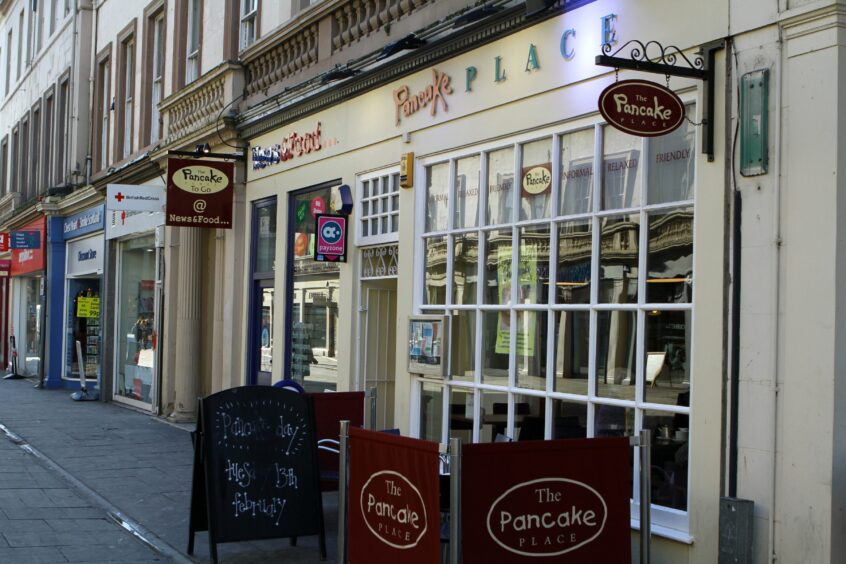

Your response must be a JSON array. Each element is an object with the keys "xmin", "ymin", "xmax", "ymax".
[
  {"xmin": 360, "ymin": 470, "xmax": 428, "ymax": 549},
  {"xmin": 486, "ymin": 477, "xmax": 607, "ymax": 557},
  {"xmin": 598, "ymin": 79, "xmax": 685, "ymax": 137}
]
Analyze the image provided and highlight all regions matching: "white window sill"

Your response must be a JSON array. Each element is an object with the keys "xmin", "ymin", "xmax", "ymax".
[{"xmin": 631, "ymin": 519, "xmax": 694, "ymax": 544}]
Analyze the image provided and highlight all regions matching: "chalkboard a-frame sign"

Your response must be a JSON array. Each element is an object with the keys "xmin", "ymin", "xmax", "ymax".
[{"xmin": 187, "ymin": 386, "xmax": 326, "ymax": 562}]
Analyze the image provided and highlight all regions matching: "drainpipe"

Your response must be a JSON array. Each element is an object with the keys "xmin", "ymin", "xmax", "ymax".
[
  {"xmin": 85, "ymin": 0, "xmax": 100, "ymax": 186},
  {"xmin": 767, "ymin": 26, "xmax": 784, "ymax": 564}
]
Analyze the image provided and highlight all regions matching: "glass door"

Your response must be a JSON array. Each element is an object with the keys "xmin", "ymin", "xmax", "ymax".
[{"xmin": 249, "ymin": 197, "xmax": 277, "ymax": 385}]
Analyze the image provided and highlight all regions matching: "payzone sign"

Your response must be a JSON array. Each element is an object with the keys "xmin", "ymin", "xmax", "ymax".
[{"xmin": 315, "ymin": 214, "xmax": 347, "ymax": 262}]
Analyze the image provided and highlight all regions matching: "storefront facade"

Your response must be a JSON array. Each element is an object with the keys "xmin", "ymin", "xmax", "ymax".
[
  {"xmin": 105, "ymin": 206, "xmax": 165, "ymax": 411},
  {"xmin": 9, "ymin": 216, "xmax": 48, "ymax": 381},
  {"xmin": 46, "ymin": 205, "xmax": 106, "ymax": 389},
  {"xmin": 244, "ymin": 2, "xmax": 726, "ymax": 559}
]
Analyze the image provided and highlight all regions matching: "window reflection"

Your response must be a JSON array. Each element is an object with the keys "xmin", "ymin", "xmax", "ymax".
[
  {"xmin": 480, "ymin": 390, "xmax": 508, "ymax": 442},
  {"xmin": 552, "ymin": 399, "xmax": 587, "ymax": 439},
  {"xmin": 484, "ymin": 230, "xmax": 512, "ymax": 305},
  {"xmin": 514, "ymin": 393, "xmax": 545, "ymax": 441},
  {"xmin": 553, "ymin": 310, "xmax": 589, "ymax": 395},
  {"xmin": 519, "ymin": 138, "xmax": 552, "ymax": 221},
  {"xmin": 424, "ymin": 236, "xmax": 447, "ymax": 305},
  {"xmin": 560, "ymin": 128, "xmax": 594, "ymax": 216},
  {"xmin": 487, "ymin": 147, "xmax": 514, "ymax": 225},
  {"xmin": 449, "ymin": 387, "xmax": 474, "ymax": 443},
  {"xmin": 482, "ymin": 310, "xmax": 509, "ymax": 386},
  {"xmin": 599, "ymin": 214, "xmax": 639, "ymax": 304},
  {"xmin": 643, "ymin": 408, "xmax": 688, "ymax": 510},
  {"xmin": 644, "ymin": 310, "xmax": 690, "ymax": 405},
  {"xmin": 453, "ymin": 233, "xmax": 478, "ymax": 305},
  {"xmin": 420, "ymin": 382, "xmax": 443, "ymax": 443},
  {"xmin": 450, "ymin": 311, "xmax": 476, "ymax": 382},
  {"xmin": 602, "ymin": 126, "xmax": 641, "ymax": 210},
  {"xmin": 519, "ymin": 225, "xmax": 550, "ymax": 304},
  {"xmin": 455, "ymin": 155, "xmax": 480, "ymax": 229},
  {"xmin": 595, "ymin": 310, "xmax": 637, "ymax": 400},
  {"xmin": 557, "ymin": 219, "xmax": 591, "ymax": 304},
  {"xmin": 647, "ymin": 208, "xmax": 693, "ymax": 303},
  {"xmin": 648, "ymin": 106, "xmax": 695, "ymax": 204},
  {"xmin": 426, "ymin": 162, "xmax": 449, "ymax": 232},
  {"xmin": 516, "ymin": 311, "xmax": 547, "ymax": 391}
]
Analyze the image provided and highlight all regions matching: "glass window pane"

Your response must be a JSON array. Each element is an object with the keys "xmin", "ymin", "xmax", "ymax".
[
  {"xmin": 480, "ymin": 390, "xmax": 508, "ymax": 442},
  {"xmin": 482, "ymin": 311, "xmax": 509, "ymax": 386},
  {"xmin": 553, "ymin": 310, "xmax": 589, "ymax": 395},
  {"xmin": 255, "ymin": 203, "xmax": 276, "ymax": 273},
  {"xmin": 644, "ymin": 310, "xmax": 690, "ymax": 405},
  {"xmin": 599, "ymin": 214, "xmax": 639, "ymax": 304},
  {"xmin": 595, "ymin": 404, "xmax": 635, "ymax": 437},
  {"xmin": 453, "ymin": 233, "xmax": 478, "ymax": 305},
  {"xmin": 643, "ymin": 409, "xmax": 688, "ymax": 510},
  {"xmin": 519, "ymin": 225, "xmax": 550, "ymax": 305},
  {"xmin": 449, "ymin": 387, "xmax": 474, "ymax": 443},
  {"xmin": 423, "ymin": 236, "xmax": 447, "ymax": 305},
  {"xmin": 450, "ymin": 312, "xmax": 476, "ymax": 382},
  {"xmin": 516, "ymin": 311, "xmax": 547, "ymax": 391},
  {"xmin": 362, "ymin": 181, "xmax": 369, "ymax": 199},
  {"xmin": 391, "ymin": 194, "xmax": 399, "ymax": 212},
  {"xmin": 426, "ymin": 162, "xmax": 449, "ymax": 232},
  {"xmin": 648, "ymin": 105, "xmax": 695, "ymax": 204},
  {"xmin": 484, "ymin": 229, "xmax": 512, "ymax": 305},
  {"xmin": 602, "ymin": 126, "xmax": 642, "ymax": 210},
  {"xmin": 420, "ymin": 381, "xmax": 443, "ymax": 442},
  {"xmin": 514, "ymin": 393, "xmax": 545, "ymax": 440},
  {"xmin": 557, "ymin": 219, "xmax": 591, "ymax": 304},
  {"xmin": 455, "ymin": 155, "xmax": 480, "ymax": 229},
  {"xmin": 361, "ymin": 200, "xmax": 368, "ymax": 217},
  {"xmin": 595, "ymin": 310, "xmax": 637, "ymax": 401},
  {"xmin": 486, "ymin": 147, "xmax": 514, "ymax": 225},
  {"xmin": 551, "ymin": 399, "xmax": 587, "ymax": 439},
  {"xmin": 560, "ymin": 128, "xmax": 595, "ymax": 215},
  {"xmin": 519, "ymin": 138, "xmax": 552, "ymax": 221},
  {"xmin": 391, "ymin": 215, "xmax": 398, "ymax": 232},
  {"xmin": 647, "ymin": 208, "xmax": 693, "ymax": 304}
]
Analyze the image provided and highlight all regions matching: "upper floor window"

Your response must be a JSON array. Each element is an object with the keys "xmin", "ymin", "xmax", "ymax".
[
  {"xmin": 96, "ymin": 53, "xmax": 111, "ymax": 171},
  {"xmin": 240, "ymin": 0, "xmax": 258, "ymax": 50},
  {"xmin": 186, "ymin": 0, "xmax": 201, "ymax": 83},
  {"xmin": 118, "ymin": 36, "xmax": 135, "ymax": 160},
  {"xmin": 17, "ymin": 10, "xmax": 24, "ymax": 80},
  {"xmin": 50, "ymin": 0, "xmax": 57, "ymax": 36},
  {"xmin": 34, "ymin": 0, "xmax": 44, "ymax": 54},
  {"xmin": 148, "ymin": 10, "xmax": 165, "ymax": 142}
]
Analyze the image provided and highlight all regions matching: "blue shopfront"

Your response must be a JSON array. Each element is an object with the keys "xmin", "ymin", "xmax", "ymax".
[{"xmin": 45, "ymin": 205, "xmax": 105, "ymax": 389}]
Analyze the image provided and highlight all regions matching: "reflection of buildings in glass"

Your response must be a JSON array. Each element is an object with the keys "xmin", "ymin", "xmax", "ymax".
[
  {"xmin": 259, "ymin": 288, "xmax": 274, "ymax": 372},
  {"xmin": 600, "ymin": 217, "xmax": 639, "ymax": 303},
  {"xmin": 647, "ymin": 210, "xmax": 694, "ymax": 303},
  {"xmin": 557, "ymin": 223, "xmax": 591, "ymax": 304},
  {"xmin": 424, "ymin": 237, "xmax": 447, "ymax": 303},
  {"xmin": 603, "ymin": 150, "xmax": 640, "ymax": 209},
  {"xmin": 452, "ymin": 235, "xmax": 478, "ymax": 304},
  {"xmin": 292, "ymin": 256, "xmax": 339, "ymax": 390},
  {"xmin": 561, "ymin": 158, "xmax": 593, "ymax": 214}
]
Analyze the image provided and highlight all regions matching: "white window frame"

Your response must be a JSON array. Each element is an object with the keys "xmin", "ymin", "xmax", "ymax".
[
  {"xmin": 122, "ymin": 39, "xmax": 134, "ymax": 158},
  {"xmin": 150, "ymin": 12, "xmax": 164, "ymax": 141},
  {"xmin": 356, "ymin": 168, "xmax": 400, "ymax": 246},
  {"xmin": 240, "ymin": 0, "xmax": 258, "ymax": 50},
  {"xmin": 185, "ymin": 0, "xmax": 201, "ymax": 83},
  {"xmin": 411, "ymin": 113, "xmax": 697, "ymax": 538}
]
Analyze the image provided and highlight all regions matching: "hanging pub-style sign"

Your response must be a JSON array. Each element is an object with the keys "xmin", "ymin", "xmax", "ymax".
[
  {"xmin": 166, "ymin": 158, "xmax": 234, "ymax": 228},
  {"xmin": 598, "ymin": 79, "xmax": 685, "ymax": 138}
]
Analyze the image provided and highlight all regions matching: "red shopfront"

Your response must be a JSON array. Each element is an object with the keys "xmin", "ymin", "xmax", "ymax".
[{"xmin": 9, "ymin": 217, "xmax": 47, "ymax": 378}]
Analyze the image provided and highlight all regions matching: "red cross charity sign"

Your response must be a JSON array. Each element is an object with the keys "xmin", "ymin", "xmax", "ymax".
[{"xmin": 315, "ymin": 214, "xmax": 347, "ymax": 262}]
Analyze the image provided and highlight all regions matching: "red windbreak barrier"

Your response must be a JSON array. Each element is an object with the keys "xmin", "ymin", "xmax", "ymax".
[
  {"xmin": 347, "ymin": 427, "xmax": 440, "ymax": 564},
  {"xmin": 462, "ymin": 438, "xmax": 631, "ymax": 564},
  {"xmin": 309, "ymin": 391, "xmax": 364, "ymax": 491}
]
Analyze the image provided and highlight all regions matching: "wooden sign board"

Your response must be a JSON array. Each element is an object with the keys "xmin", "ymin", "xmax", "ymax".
[{"xmin": 187, "ymin": 386, "xmax": 326, "ymax": 562}]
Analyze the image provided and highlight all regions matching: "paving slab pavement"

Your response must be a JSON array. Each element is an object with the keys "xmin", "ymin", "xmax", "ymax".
[{"xmin": 0, "ymin": 378, "xmax": 338, "ymax": 563}]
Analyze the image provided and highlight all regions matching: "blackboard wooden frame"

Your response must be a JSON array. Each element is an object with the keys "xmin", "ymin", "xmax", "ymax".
[{"xmin": 187, "ymin": 386, "xmax": 326, "ymax": 562}]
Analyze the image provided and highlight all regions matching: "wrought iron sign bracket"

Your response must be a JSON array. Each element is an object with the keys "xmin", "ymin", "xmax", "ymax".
[{"xmin": 596, "ymin": 39, "xmax": 726, "ymax": 161}]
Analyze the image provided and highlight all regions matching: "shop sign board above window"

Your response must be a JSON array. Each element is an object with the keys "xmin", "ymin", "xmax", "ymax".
[
  {"xmin": 598, "ymin": 79, "xmax": 685, "ymax": 137},
  {"xmin": 166, "ymin": 158, "xmax": 235, "ymax": 229},
  {"xmin": 0, "ymin": 232, "xmax": 7, "ymax": 251}
]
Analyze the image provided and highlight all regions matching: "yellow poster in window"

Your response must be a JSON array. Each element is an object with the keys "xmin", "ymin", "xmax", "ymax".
[
  {"xmin": 494, "ymin": 244, "xmax": 536, "ymax": 356},
  {"xmin": 77, "ymin": 297, "xmax": 101, "ymax": 319}
]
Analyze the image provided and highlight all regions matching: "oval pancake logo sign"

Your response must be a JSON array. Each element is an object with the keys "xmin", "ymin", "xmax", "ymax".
[
  {"xmin": 172, "ymin": 165, "xmax": 230, "ymax": 194},
  {"xmin": 486, "ymin": 477, "xmax": 607, "ymax": 557},
  {"xmin": 598, "ymin": 79, "xmax": 686, "ymax": 137},
  {"xmin": 521, "ymin": 165, "xmax": 552, "ymax": 196},
  {"xmin": 360, "ymin": 470, "xmax": 428, "ymax": 549}
]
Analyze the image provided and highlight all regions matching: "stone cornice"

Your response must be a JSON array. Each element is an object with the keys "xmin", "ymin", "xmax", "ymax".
[{"xmin": 780, "ymin": 1, "xmax": 846, "ymax": 40}]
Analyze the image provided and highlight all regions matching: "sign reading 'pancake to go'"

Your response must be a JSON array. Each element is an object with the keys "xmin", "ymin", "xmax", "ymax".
[{"xmin": 166, "ymin": 158, "xmax": 235, "ymax": 228}]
